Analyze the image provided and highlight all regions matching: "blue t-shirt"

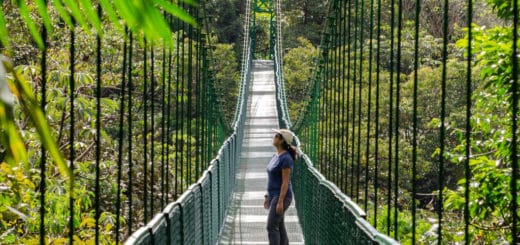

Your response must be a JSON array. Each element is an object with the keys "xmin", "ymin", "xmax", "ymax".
[{"xmin": 266, "ymin": 151, "xmax": 294, "ymax": 198}]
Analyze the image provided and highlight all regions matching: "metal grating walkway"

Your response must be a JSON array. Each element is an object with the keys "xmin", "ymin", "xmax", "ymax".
[{"xmin": 218, "ymin": 60, "xmax": 304, "ymax": 244}]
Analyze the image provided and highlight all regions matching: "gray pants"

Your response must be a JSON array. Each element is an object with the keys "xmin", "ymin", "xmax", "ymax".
[{"xmin": 267, "ymin": 195, "xmax": 293, "ymax": 245}]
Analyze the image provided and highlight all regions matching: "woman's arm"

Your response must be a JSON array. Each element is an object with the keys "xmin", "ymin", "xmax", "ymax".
[{"xmin": 276, "ymin": 168, "xmax": 291, "ymax": 215}]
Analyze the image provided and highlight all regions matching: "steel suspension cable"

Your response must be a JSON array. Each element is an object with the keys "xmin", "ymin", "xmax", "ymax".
[
  {"xmin": 319, "ymin": 37, "xmax": 325, "ymax": 173},
  {"xmin": 510, "ymin": 0, "xmax": 519, "ymax": 241},
  {"xmin": 335, "ymin": 1, "xmax": 341, "ymax": 182},
  {"xmin": 126, "ymin": 32, "xmax": 134, "ymax": 234},
  {"xmin": 387, "ymin": 0, "xmax": 396, "ymax": 234},
  {"xmin": 326, "ymin": 7, "xmax": 332, "ymax": 180},
  {"xmin": 319, "ymin": 34, "xmax": 326, "ymax": 173},
  {"xmin": 68, "ymin": 21, "xmax": 75, "ymax": 245},
  {"xmin": 203, "ymin": 43, "xmax": 208, "ymax": 166},
  {"xmin": 115, "ymin": 27, "xmax": 128, "ymax": 244},
  {"xmin": 150, "ymin": 44, "xmax": 156, "ymax": 214},
  {"xmin": 175, "ymin": 17, "xmax": 181, "ymax": 199},
  {"xmin": 94, "ymin": 4, "xmax": 102, "ymax": 244},
  {"xmin": 365, "ymin": 0, "xmax": 375, "ymax": 211},
  {"xmin": 394, "ymin": 0, "xmax": 403, "ymax": 237},
  {"xmin": 464, "ymin": 0, "xmax": 472, "ymax": 241},
  {"xmin": 333, "ymin": 3, "xmax": 339, "ymax": 181},
  {"xmin": 356, "ymin": 0, "xmax": 365, "ymax": 204},
  {"xmin": 412, "ymin": 0, "xmax": 421, "ymax": 241},
  {"xmin": 161, "ymin": 39, "xmax": 167, "ymax": 210},
  {"xmin": 143, "ymin": 38, "xmax": 149, "ymax": 223},
  {"xmin": 204, "ymin": 36, "xmax": 209, "ymax": 170},
  {"xmin": 345, "ymin": 0, "xmax": 352, "ymax": 195},
  {"xmin": 350, "ymin": 0, "xmax": 363, "ymax": 201},
  {"xmin": 311, "ymin": 36, "xmax": 322, "ymax": 163},
  {"xmin": 334, "ymin": 0, "xmax": 341, "ymax": 185},
  {"xmin": 39, "ymin": 2, "xmax": 48, "ymax": 243},
  {"xmin": 201, "ymin": 39, "xmax": 207, "ymax": 167},
  {"xmin": 340, "ymin": 0, "xmax": 348, "ymax": 192},
  {"xmin": 325, "ymin": 6, "xmax": 334, "ymax": 179},
  {"xmin": 374, "ymin": 0, "xmax": 382, "ymax": 229},
  {"xmin": 166, "ymin": 12, "xmax": 174, "ymax": 204},
  {"xmin": 180, "ymin": 12, "xmax": 186, "ymax": 191},
  {"xmin": 439, "ymin": 0, "xmax": 450, "ymax": 240},
  {"xmin": 331, "ymin": 0, "xmax": 337, "ymax": 186},
  {"xmin": 187, "ymin": 4, "xmax": 194, "ymax": 184},
  {"xmin": 194, "ymin": 10, "xmax": 201, "ymax": 178}
]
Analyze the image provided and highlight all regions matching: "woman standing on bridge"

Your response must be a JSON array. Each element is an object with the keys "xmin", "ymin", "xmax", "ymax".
[{"xmin": 264, "ymin": 129, "xmax": 298, "ymax": 245}]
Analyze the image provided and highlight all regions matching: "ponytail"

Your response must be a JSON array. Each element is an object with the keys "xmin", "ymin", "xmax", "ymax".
[{"xmin": 281, "ymin": 140, "xmax": 298, "ymax": 161}]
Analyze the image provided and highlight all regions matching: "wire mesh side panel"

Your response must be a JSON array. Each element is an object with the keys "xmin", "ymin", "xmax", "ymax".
[
  {"xmin": 318, "ymin": 183, "xmax": 340, "ymax": 244},
  {"xmin": 149, "ymin": 215, "xmax": 168, "ymax": 245},
  {"xmin": 165, "ymin": 204, "xmax": 182, "ymax": 245},
  {"xmin": 318, "ymin": 182, "xmax": 371, "ymax": 245},
  {"xmin": 191, "ymin": 185, "xmax": 203, "ymax": 245},
  {"xmin": 222, "ymin": 145, "xmax": 229, "ymax": 217},
  {"xmin": 292, "ymin": 156, "xmax": 305, "ymax": 228},
  {"xmin": 292, "ymin": 157, "xmax": 321, "ymax": 244},
  {"xmin": 218, "ymin": 153, "xmax": 226, "ymax": 227},
  {"xmin": 290, "ymin": 153, "xmax": 398, "ymax": 244},
  {"xmin": 125, "ymin": 6, "xmax": 253, "ymax": 243},
  {"xmin": 209, "ymin": 163, "xmax": 220, "ymax": 242},
  {"xmin": 199, "ymin": 174, "xmax": 212, "ymax": 245},
  {"xmin": 230, "ymin": 138, "xmax": 236, "ymax": 198},
  {"xmin": 181, "ymin": 191, "xmax": 196, "ymax": 245}
]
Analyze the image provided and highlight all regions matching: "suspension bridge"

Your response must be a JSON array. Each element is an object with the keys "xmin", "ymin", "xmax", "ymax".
[
  {"xmin": 1, "ymin": 0, "xmax": 518, "ymax": 243},
  {"xmin": 127, "ymin": 0, "xmax": 399, "ymax": 242}
]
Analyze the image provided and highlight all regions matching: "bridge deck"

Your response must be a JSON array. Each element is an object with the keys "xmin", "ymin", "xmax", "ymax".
[{"xmin": 218, "ymin": 60, "xmax": 304, "ymax": 244}]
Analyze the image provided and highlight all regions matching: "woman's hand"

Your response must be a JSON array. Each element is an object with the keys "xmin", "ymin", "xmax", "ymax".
[
  {"xmin": 264, "ymin": 197, "xmax": 269, "ymax": 210},
  {"xmin": 276, "ymin": 201, "xmax": 284, "ymax": 215}
]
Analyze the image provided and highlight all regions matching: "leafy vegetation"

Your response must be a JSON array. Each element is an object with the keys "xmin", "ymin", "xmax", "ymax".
[
  {"xmin": 1, "ymin": 0, "xmax": 518, "ymax": 243},
  {"xmin": 281, "ymin": 0, "xmax": 519, "ymax": 243},
  {"xmin": 0, "ymin": 0, "xmax": 240, "ymax": 243}
]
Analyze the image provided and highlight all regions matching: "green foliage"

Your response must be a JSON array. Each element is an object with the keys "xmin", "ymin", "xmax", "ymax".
[
  {"xmin": 0, "ymin": 1, "xmax": 237, "ymax": 243},
  {"xmin": 486, "ymin": 0, "xmax": 519, "ymax": 19},
  {"xmin": 206, "ymin": 0, "xmax": 243, "ymax": 45},
  {"xmin": 283, "ymin": 37, "xmax": 317, "ymax": 120},
  {"xmin": 0, "ymin": 0, "xmax": 196, "ymax": 51},
  {"xmin": 458, "ymin": 25, "xmax": 517, "ymax": 92},
  {"xmin": 212, "ymin": 43, "xmax": 240, "ymax": 123},
  {"xmin": 367, "ymin": 204, "xmax": 438, "ymax": 245},
  {"xmin": 0, "ymin": 52, "xmax": 122, "ymax": 242},
  {"xmin": 291, "ymin": 0, "xmax": 517, "ymax": 242},
  {"xmin": 1, "ymin": 59, "xmax": 72, "ymax": 183},
  {"xmin": 282, "ymin": 0, "xmax": 327, "ymax": 47},
  {"xmin": 252, "ymin": 12, "xmax": 273, "ymax": 59},
  {"xmin": 442, "ymin": 24, "xmax": 520, "ymax": 242}
]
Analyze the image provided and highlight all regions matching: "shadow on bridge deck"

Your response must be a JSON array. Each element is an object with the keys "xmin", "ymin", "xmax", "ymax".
[{"xmin": 218, "ymin": 60, "xmax": 304, "ymax": 244}]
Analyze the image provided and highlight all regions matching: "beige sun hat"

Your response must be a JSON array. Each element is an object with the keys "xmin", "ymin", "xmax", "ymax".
[{"xmin": 272, "ymin": 128, "xmax": 294, "ymax": 145}]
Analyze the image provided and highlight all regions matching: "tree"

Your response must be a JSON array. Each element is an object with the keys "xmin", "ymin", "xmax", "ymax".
[{"xmin": 283, "ymin": 37, "xmax": 317, "ymax": 120}]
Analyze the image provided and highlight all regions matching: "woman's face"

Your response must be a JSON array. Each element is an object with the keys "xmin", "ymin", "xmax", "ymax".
[{"xmin": 272, "ymin": 133, "xmax": 283, "ymax": 147}]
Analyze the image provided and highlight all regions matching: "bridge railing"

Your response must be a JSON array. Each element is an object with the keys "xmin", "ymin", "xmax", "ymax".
[
  {"xmin": 125, "ymin": 34, "xmax": 253, "ymax": 244},
  {"xmin": 126, "ymin": 0, "xmax": 254, "ymax": 243},
  {"xmin": 290, "ymin": 146, "xmax": 399, "ymax": 245},
  {"xmin": 273, "ymin": 68, "xmax": 398, "ymax": 244},
  {"xmin": 272, "ymin": 2, "xmax": 397, "ymax": 240}
]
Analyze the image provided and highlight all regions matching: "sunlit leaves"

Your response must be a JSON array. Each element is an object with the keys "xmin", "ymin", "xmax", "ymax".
[
  {"xmin": 0, "ymin": 56, "xmax": 26, "ymax": 165},
  {"xmin": 14, "ymin": 0, "xmax": 44, "ymax": 49},
  {"xmin": 445, "ymin": 22, "xmax": 519, "ymax": 242},
  {"xmin": 0, "ymin": 0, "xmax": 197, "ymax": 51},
  {"xmin": 486, "ymin": 0, "xmax": 520, "ymax": 19},
  {"xmin": 1, "ymin": 58, "xmax": 73, "ymax": 184},
  {"xmin": 34, "ymin": 0, "xmax": 53, "ymax": 35},
  {"xmin": 0, "ymin": 8, "xmax": 8, "ymax": 51}
]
